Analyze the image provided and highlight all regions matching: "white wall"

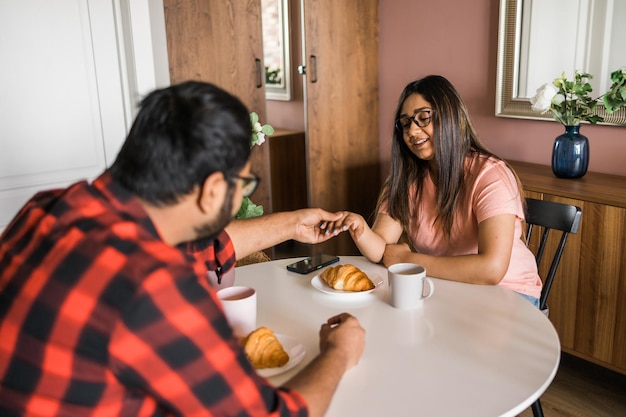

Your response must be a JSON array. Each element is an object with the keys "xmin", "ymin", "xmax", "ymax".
[{"xmin": 0, "ymin": 0, "xmax": 169, "ymax": 231}]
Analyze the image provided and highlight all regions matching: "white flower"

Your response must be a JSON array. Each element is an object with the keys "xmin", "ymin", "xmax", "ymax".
[
  {"xmin": 553, "ymin": 93, "xmax": 565, "ymax": 106},
  {"xmin": 530, "ymin": 83, "xmax": 559, "ymax": 113},
  {"xmin": 251, "ymin": 122, "xmax": 266, "ymax": 146},
  {"xmin": 249, "ymin": 112, "xmax": 273, "ymax": 147}
]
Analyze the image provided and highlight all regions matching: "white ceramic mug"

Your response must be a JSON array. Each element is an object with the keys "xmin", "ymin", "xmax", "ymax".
[
  {"xmin": 207, "ymin": 268, "xmax": 236, "ymax": 289},
  {"xmin": 387, "ymin": 263, "xmax": 434, "ymax": 309},
  {"xmin": 217, "ymin": 286, "xmax": 257, "ymax": 337}
]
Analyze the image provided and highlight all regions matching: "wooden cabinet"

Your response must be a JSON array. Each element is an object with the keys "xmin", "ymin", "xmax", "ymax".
[
  {"xmin": 163, "ymin": 0, "xmax": 380, "ymax": 256},
  {"xmin": 265, "ymin": 129, "xmax": 307, "ymax": 213},
  {"xmin": 302, "ymin": 0, "xmax": 380, "ymax": 255},
  {"xmin": 163, "ymin": 0, "xmax": 272, "ymax": 213},
  {"xmin": 509, "ymin": 160, "xmax": 626, "ymax": 375}
]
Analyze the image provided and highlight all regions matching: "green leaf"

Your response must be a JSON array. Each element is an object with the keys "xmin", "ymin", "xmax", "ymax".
[
  {"xmin": 586, "ymin": 114, "xmax": 604, "ymax": 124},
  {"xmin": 603, "ymin": 69, "xmax": 626, "ymax": 114},
  {"xmin": 235, "ymin": 197, "xmax": 264, "ymax": 219},
  {"xmin": 261, "ymin": 125, "xmax": 274, "ymax": 135},
  {"xmin": 250, "ymin": 112, "xmax": 259, "ymax": 126}
]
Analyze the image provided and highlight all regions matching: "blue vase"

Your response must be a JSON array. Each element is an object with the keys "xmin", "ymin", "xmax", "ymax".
[{"xmin": 551, "ymin": 125, "xmax": 589, "ymax": 179}]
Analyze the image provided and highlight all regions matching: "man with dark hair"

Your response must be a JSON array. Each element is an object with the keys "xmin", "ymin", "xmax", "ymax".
[{"xmin": 0, "ymin": 81, "xmax": 364, "ymax": 417}]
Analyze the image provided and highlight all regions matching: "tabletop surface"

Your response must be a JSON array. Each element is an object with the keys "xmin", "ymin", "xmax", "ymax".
[{"xmin": 234, "ymin": 256, "xmax": 560, "ymax": 417}]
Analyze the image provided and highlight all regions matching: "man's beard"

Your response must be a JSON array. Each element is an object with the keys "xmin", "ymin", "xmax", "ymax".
[{"xmin": 194, "ymin": 184, "xmax": 236, "ymax": 240}]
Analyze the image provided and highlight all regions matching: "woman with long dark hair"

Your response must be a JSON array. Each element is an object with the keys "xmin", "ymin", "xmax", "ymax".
[{"xmin": 332, "ymin": 75, "xmax": 541, "ymax": 305}]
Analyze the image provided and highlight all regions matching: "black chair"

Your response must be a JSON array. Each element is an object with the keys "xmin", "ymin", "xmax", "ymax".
[
  {"xmin": 524, "ymin": 197, "xmax": 582, "ymax": 312},
  {"xmin": 524, "ymin": 197, "xmax": 582, "ymax": 417}
]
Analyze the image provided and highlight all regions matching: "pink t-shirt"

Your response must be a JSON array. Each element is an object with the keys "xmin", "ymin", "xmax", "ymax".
[{"xmin": 401, "ymin": 155, "xmax": 541, "ymax": 298}]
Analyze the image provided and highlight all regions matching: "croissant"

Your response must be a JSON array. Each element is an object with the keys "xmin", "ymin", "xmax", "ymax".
[
  {"xmin": 320, "ymin": 264, "xmax": 375, "ymax": 292},
  {"xmin": 241, "ymin": 327, "xmax": 289, "ymax": 369}
]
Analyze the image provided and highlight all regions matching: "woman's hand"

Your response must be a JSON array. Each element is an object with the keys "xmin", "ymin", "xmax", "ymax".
[{"xmin": 323, "ymin": 211, "xmax": 367, "ymax": 241}]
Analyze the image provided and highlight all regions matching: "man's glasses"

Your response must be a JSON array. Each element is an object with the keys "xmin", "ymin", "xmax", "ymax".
[
  {"xmin": 395, "ymin": 109, "xmax": 433, "ymax": 133},
  {"xmin": 230, "ymin": 173, "xmax": 260, "ymax": 197}
]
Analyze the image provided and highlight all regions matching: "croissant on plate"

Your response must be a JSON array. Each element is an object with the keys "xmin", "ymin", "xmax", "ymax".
[
  {"xmin": 320, "ymin": 264, "xmax": 375, "ymax": 292},
  {"xmin": 241, "ymin": 327, "xmax": 289, "ymax": 369}
]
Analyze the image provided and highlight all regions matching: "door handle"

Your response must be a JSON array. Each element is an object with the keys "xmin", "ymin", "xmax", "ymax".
[{"xmin": 255, "ymin": 58, "xmax": 263, "ymax": 88}]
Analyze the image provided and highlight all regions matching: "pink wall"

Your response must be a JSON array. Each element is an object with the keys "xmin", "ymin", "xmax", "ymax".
[
  {"xmin": 267, "ymin": 0, "xmax": 626, "ymax": 177},
  {"xmin": 379, "ymin": 0, "xmax": 626, "ymax": 178}
]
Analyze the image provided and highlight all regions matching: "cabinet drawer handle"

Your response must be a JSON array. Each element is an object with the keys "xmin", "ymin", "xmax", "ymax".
[
  {"xmin": 310, "ymin": 55, "xmax": 317, "ymax": 83},
  {"xmin": 255, "ymin": 58, "xmax": 263, "ymax": 88}
]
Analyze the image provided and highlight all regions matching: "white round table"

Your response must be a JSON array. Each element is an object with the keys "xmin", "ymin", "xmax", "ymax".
[{"xmin": 234, "ymin": 256, "xmax": 560, "ymax": 417}]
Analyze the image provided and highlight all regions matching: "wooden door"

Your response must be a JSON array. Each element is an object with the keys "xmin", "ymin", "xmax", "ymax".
[
  {"xmin": 302, "ymin": 0, "xmax": 380, "ymax": 255},
  {"xmin": 163, "ymin": 0, "xmax": 272, "ymax": 213}
]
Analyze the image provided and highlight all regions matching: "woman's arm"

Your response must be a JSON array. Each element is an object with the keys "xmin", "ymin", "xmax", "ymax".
[
  {"xmin": 327, "ymin": 212, "xmax": 404, "ymax": 263},
  {"xmin": 382, "ymin": 214, "xmax": 516, "ymax": 284}
]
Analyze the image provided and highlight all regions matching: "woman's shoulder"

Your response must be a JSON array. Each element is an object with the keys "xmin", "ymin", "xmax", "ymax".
[
  {"xmin": 466, "ymin": 153, "xmax": 518, "ymax": 190},
  {"xmin": 466, "ymin": 153, "xmax": 510, "ymax": 175}
]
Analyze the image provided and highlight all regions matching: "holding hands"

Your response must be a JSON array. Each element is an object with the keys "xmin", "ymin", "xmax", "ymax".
[
  {"xmin": 324, "ymin": 211, "xmax": 404, "ymax": 264},
  {"xmin": 322, "ymin": 211, "xmax": 368, "ymax": 241},
  {"xmin": 292, "ymin": 208, "xmax": 350, "ymax": 244}
]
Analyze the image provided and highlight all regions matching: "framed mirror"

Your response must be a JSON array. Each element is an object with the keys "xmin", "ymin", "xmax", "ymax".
[
  {"xmin": 262, "ymin": 0, "xmax": 291, "ymax": 101},
  {"xmin": 496, "ymin": 0, "xmax": 626, "ymax": 125}
]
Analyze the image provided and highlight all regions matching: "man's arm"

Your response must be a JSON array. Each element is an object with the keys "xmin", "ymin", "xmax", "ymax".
[
  {"xmin": 282, "ymin": 313, "xmax": 365, "ymax": 417},
  {"xmin": 111, "ymin": 268, "xmax": 312, "ymax": 416},
  {"xmin": 225, "ymin": 209, "xmax": 345, "ymax": 259}
]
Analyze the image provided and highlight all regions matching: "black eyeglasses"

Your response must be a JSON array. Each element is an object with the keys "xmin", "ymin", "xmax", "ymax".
[
  {"xmin": 229, "ymin": 173, "xmax": 260, "ymax": 197},
  {"xmin": 395, "ymin": 109, "xmax": 433, "ymax": 133}
]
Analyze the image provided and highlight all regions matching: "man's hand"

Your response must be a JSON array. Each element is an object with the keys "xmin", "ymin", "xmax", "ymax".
[
  {"xmin": 282, "ymin": 312, "xmax": 365, "ymax": 417},
  {"xmin": 293, "ymin": 209, "xmax": 347, "ymax": 244},
  {"xmin": 319, "ymin": 313, "xmax": 365, "ymax": 371}
]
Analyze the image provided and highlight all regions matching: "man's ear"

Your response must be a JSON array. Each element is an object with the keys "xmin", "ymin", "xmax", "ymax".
[{"xmin": 197, "ymin": 171, "xmax": 227, "ymax": 214}]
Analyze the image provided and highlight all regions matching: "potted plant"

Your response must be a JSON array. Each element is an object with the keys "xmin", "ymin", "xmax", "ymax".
[
  {"xmin": 236, "ymin": 112, "xmax": 274, "ymax": 219},
  {"xmin": 530, "ymin": 68, "xmax": 626, "ymax": 178}
]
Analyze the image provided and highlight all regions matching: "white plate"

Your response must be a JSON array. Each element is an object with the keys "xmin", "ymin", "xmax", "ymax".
[
  {"xmin": 256, "ymin": 334, "xmax": 306, "ymax": 378},
  {"xmin": 310, "ymin": 272, "xmax": 383, "ymax": 297}
]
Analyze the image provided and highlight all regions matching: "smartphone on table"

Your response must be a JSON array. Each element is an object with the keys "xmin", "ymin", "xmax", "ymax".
[{"xmin": 286, "ymin": 254, "xmax": 340, "ymax": 274}]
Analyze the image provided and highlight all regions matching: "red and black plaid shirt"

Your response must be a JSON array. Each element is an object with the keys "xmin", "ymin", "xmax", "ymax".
[{"xmin": 0, "ymin": 172, "xmax": 307, "ymax": 416}]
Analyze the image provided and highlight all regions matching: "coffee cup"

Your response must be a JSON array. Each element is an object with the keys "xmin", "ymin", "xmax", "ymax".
[
  {"xmin": 207, "ymin": 268, "xmax": 236, "ymax": 289},
  {"xmin": 217, "ymin": 286, "xmax": 257, "ymax": 337},
  {"xmin": 387, "ymin": 263, "xmax": 434, "ymax": 309}
]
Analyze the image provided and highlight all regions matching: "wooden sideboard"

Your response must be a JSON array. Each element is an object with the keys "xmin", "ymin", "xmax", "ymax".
[
  {"xmin": 508, "ymin": 160, "xmax": 626, "ymax": 375},
  {"xmin": 247, "ymin": 128, "xmax": 308, "ymax": 215},
  {"xmin": 265, "ymin": 129, "xmax": 307, "ymax": 213}
]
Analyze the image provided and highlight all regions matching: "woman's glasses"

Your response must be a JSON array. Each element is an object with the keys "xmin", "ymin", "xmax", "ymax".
[
  {"xmin": 395, "ymin": 109, "xmax": 433, "ymax": 133},
  {"xmin": 230, "ymin": 173, "xmax": 260, "ymax": 197}
]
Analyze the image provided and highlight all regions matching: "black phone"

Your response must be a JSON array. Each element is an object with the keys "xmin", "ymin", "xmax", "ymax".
[{"xmin": 286, "ymin": 254, "xmax": 340, "ymax": 274}]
